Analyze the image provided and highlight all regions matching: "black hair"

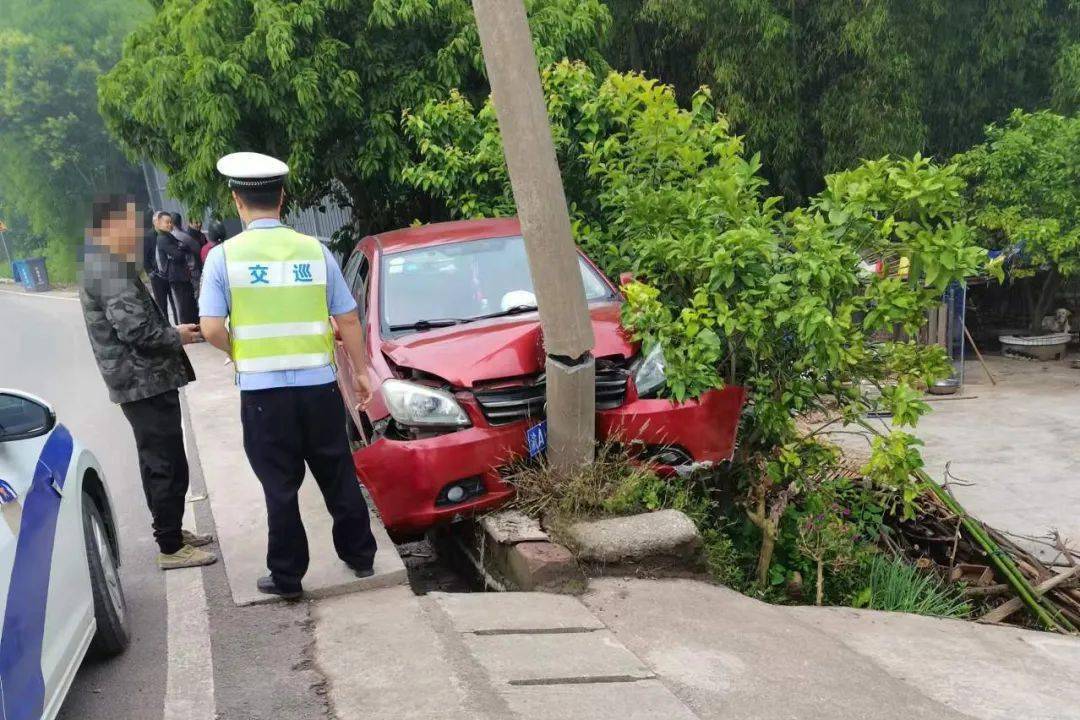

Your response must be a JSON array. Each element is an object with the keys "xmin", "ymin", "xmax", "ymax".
[
  {"xmin": 233, "ymin": 183, "xmax": 284, "ymax": 211},
  {"xmin": 207, "ymin": 220, "xmax": 228, "ymax": 243},
  {"xmin": 90, "ymin": 194, "xmax": 136, "ymax": 230},
  {"xmin": 170, "ymin": 211, "xmax": 183, "ymax": 226}
]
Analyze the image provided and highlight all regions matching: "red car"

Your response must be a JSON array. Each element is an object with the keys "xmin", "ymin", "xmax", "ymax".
[{"xmin": 335, "ymin": 219, "xmax": 745, "ymax": 538}]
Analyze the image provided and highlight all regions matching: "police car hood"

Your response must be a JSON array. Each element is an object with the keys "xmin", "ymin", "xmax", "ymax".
[{"xmin": 380, "ymin": 301, "xmax": 634, "ymax": 388}]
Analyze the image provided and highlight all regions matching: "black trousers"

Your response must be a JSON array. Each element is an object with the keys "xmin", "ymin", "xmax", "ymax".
[
  {"xmin": 120, "ymin": 390, "xmax": 189, "ymax": 554},
  {"xmin": 149, "ymin": 274, "xmax": 175, "ymax": 324},
  {"xmin": 170, "ymin": 281, "xmax": 198, "ymax": 325},
  {"xmin": 240, "ymin": 382, "xmax": 377, "ymax": 590}
]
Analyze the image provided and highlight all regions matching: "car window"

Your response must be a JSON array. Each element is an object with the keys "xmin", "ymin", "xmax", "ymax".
[
  {"xmin": 353, "ymin": 257, "xmax": 370, "ymax": 316},
  {"xmin": 381, "ymin": 235, "xmax": 613, "ymax": 330},
  {"xmin": 342, "ymin": 249, "xmax": 363, "ymax": 288}
]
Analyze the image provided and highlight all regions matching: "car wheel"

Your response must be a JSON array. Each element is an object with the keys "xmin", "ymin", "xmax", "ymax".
[{"xmin": 83, "ymin": 495, "xmax": 130, "ymax": 656}]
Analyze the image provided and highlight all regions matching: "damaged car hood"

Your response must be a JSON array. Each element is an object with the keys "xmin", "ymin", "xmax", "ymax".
[{"xmin": 381, "ymin": 302, "xmax": 635, "ymax": 388}]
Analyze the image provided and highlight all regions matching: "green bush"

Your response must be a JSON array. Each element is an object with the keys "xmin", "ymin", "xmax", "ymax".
[
  {"xmin": 853, "ymin": 555, "xmax": 971, "ymax": 618},
  {"xmin": 403, "ymin": 60, "xmax": 987, "ymax": 587}
]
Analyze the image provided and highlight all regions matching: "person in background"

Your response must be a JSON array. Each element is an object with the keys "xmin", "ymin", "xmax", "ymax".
[
  {"xmin": 187, "ymin": 217, "xmax": 207, "ymax": 249},
  {"xmin": 200, "ymin": 219, "xmax": 227, "ymax": 265},
  {"xmin": 171, "ymin": 211, "xmax": 203, "ymax": 285},
  {"xmin": 156, "ymin": 212, "xmax": 198, "ymax": 324},
  {"xmin": 147, "ymin": 211, "xmax": 176, "ymax": 322},
  {"xmin": 80, "ymin": 195, "xmax": 216, "ymax": 570}
]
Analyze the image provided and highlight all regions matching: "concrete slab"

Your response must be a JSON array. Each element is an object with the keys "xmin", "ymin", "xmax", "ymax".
[
  {"xmin": 464, "ymin": 631, "xmax": 654, "ymax": 684},
  {"xmin": 184, "ymin": 344, "xmax": 406, "ymax": 605},
  {"xmin": 431, "ymin": 591, "xmax": 605, "ymax": 634},
  {"xmin": 584, "ymin": 578, "xmax": 972, "ymax": 720},
  {"xmin": 566, "ymin": 509, "xmax": 702, "ymax": 564},
  {"xmin": 314, "ymin": 587, "xmax": 482, "ymax": 720},
  {"xmin": 505, "ymin": 681, "xmax": 699, "ymax": 720},
  {"xmin": 481, "ymin": 510, "xmax": 548, "ymax": 544},
  {"xmin": 790, "ymin": 605, "xmax": 1080, "ymax": 720}
]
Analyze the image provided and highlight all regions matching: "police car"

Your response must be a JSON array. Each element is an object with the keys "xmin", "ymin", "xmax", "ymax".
[{"xmin": 0, "ymin": 389, "xmax": 128, "ymax": 719}]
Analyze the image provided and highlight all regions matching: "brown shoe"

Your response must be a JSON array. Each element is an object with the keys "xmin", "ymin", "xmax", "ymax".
[
  {"xmin": 182, "ymin": 529, "xmax": 214, "ymax": 547},
  {"xmin": 158, "ymin": 544, "xmax": 217, "ymax": 570}
]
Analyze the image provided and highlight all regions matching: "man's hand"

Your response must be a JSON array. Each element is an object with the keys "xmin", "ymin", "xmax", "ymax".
[
  {"xmin": 351, "ymin": 369, "xmax": 373, "ymax": 411},
  {"xmin": 177, "ymin": 323, "xmax": 204, "ymax": 345}
]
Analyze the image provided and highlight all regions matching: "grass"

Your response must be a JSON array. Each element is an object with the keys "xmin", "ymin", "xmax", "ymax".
[
  {"xmin": 857, "ymin": 555, "xmax": 971, "ymax": 618},
  {"xmin": 502, "ymin": 442, "xmax": 660, "ymax": 522}
]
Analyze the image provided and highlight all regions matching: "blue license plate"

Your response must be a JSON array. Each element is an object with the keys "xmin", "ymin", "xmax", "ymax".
[{"xmin": 525, "ymin": 421, "xmax": 548, "ymax": 458}]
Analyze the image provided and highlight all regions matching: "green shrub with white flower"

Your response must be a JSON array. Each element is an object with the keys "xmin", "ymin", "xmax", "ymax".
[{"xmin": 402, "ymin": 61, "xmax": 986, "ymax": 591}]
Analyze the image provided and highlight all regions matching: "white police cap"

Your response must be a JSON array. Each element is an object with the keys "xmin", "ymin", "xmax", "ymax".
[{"xmin": 216, "ymin": 152, "xmax": 289, "ymax": 189}]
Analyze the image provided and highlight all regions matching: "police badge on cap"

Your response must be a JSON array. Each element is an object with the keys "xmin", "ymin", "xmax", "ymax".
[{"xmin": 216, "ymin": 152, "xmax": 290, "ymax": 189}]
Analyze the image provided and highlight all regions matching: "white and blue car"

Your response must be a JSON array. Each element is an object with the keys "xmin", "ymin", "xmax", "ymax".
[{"xmin": 0, "ymin": 389, "xmax": 128, "ymax": 720}]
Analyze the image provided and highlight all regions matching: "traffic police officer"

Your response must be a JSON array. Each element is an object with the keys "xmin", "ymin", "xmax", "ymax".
[{"xmin": 199, "ymin": 152, "xmax": 377, "ymax": 599}]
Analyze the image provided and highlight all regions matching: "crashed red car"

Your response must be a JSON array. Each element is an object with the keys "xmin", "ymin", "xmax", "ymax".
[{"xmin": 334, "ymin": 218, "xmax": 745, "ymax": 537}]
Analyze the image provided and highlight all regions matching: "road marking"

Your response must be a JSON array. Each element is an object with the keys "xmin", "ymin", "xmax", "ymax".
[
  {"xmin": 163, "ymin": 410, "xmax": 215, "ymax": 720},
  {"xmin": 163, "ymin": 568, "xmax": 215, "ymax": 720},
  {"xmin": 0, "ymin": 288, "xmax": 79, "ymax": 302}
]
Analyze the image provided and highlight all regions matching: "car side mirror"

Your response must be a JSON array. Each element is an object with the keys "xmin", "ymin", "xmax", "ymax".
[
  {"xmin": 619, "ymin": 272, "xmax": 636, "ymax": 287},
  {"xmin": 0, "ymin": 391, "xmax": 56, "ymax": 443}
]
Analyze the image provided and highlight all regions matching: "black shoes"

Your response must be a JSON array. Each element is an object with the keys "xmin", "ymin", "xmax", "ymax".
[
  {"xmin": 257, "ymin": 575, "xmax": 303, "ymax": 600},
  {"xmin": 348, "ymin": 564, "xmax": 375, "ymax": 579}
]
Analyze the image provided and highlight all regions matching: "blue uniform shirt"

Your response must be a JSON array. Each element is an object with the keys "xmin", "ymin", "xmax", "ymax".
[{"xmin": 199, "ymin": 218, "xmax": 357, "ymax": 390}]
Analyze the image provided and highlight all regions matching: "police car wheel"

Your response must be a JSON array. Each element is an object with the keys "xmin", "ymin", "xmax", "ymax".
[{"xmin": 83, "ymin": 495, "xmax": 130, "ymax": 656}]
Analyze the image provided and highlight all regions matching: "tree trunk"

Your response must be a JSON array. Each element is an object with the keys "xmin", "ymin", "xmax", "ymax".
[
  {"xmin": 756, "ymin": 531, "xmax": 776, "ymax": 587},
  {"xmin": 815, "ymin": 558, "xmax": 824, "ymax": 606},
  {"xmin": 1029, "ymin": 268, "xmax": 1062, "ymax": 334}
]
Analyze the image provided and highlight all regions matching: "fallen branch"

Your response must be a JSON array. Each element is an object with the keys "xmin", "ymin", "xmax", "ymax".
[{"xmin": 979, "ymin": 565, "xmax": 1080, "ymax": 624}]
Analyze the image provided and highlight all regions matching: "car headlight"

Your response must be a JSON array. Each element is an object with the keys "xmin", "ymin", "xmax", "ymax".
[
  {"xmin": 633, "ymin": 344, "xmax": 667, "ymax": 398},
  {"xmin": 382, "ymin": 379, "xmax": 470, "ymax": 427}
]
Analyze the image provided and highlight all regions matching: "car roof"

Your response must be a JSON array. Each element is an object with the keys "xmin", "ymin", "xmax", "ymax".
[{"xmin": 371, "ymin": 218, "xmax": 522, "ymax": 254}]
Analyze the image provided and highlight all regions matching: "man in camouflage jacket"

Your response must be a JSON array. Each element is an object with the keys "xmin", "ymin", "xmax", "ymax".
[{"xmin": 80, "ymin": 196, "xmax": 217, "ymax": 570}]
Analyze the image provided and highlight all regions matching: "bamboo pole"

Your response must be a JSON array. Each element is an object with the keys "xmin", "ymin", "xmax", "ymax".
[{"xmin": 963, "ymin": 324, "xmax": 996, "ymax": 386}]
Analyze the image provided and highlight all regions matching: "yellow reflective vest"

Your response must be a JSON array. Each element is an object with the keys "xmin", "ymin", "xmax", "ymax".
[{"xmin": 224, "ymin": 226, "xmax": 335, "ymax": 373}]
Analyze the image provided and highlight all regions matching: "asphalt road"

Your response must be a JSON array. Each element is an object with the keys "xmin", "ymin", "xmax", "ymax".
[{"xmin": 0, "ymin": 287, "xmax": 331, "ymax": 719}]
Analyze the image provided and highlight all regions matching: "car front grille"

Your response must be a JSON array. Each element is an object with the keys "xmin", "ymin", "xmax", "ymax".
[{"xmin": 472, "ymin": 359, "xmax": 629, "ymax": 426}]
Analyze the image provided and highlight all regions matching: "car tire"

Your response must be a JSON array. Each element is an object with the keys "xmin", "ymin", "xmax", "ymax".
[{"xmin": 83, "ymin": 495, "xmax": 130, "ymax": 656}]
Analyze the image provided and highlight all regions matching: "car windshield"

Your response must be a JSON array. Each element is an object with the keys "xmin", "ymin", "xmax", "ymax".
[{"xmin": 381, "ymin": 235, "xmax": 614, "ymax": 331}]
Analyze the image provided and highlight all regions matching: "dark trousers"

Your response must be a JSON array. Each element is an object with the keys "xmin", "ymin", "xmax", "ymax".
[
  {"xmin": 120, "ymin": 390, "xmax": 189, "ymax": 554},
  {"xmin": 149, "ymin": 274, "xmax": 175, "ymax": 324},
  {"xmin": 240, "ymin": 382, "xmax": 377, "ymax": 590},
  {"xmin": 170, "ymin": 281, "xmax": 198, "ymax": 325}
]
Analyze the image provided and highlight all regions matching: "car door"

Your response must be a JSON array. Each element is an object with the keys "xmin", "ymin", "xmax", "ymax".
[
  {"xmin": 337, "ymin": 250, "xmax": 371, "ymax": 429},
  {"xmin": 0, "ymin": 391, "xmax": 80, "ymax": 720}
]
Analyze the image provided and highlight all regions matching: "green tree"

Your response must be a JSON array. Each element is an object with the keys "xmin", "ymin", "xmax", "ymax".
[
  {"xmin": 98, "ymin": 0, "xmax": 610, "ymax": 238},
  {"xmin": 603, "ymin": 0, "xmax": 1080, "ymax": 204},
  {"xmin": 955, "ymin": 109, "xmax": 1080, "ymax": 332},
  {"xmin": 0, "ymin": 0, "xmax": 148, "ymax": 281},
  {"xmin": 401, "ymin": 61, "xmax": 985, "ymax": 582}
]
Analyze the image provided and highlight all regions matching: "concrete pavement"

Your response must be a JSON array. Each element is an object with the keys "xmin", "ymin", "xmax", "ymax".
[
  {"xmin": 915, "ymin": 357, "xmax": 1080, "ymax": 559},
  {"xmin": 586, "ymin": 578, "xmax": 1080, "ymax": 720},
  {"xmin": 313, "ymin": 578, "xmax": 1080, "ymax": 720}
]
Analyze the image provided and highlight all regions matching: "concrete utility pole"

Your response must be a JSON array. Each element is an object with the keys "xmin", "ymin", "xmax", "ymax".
[{"xmin": 471, "ymin": 0, "xmax": 596, "ymax": 469}]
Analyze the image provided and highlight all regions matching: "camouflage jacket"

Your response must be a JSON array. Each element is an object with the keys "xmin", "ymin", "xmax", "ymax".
[{"xmin": 80, "ymin": 247, "xmax": 195, "ymax": 404}]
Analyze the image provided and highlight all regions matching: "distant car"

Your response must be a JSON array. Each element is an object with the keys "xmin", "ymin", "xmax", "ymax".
[
  {"xmin": 0, "ymin": 389, "xmax": 128, "ymax": 719},
  {"xmin": 335, "ymin": 219, "xmax": 746, "ymax": 537}
]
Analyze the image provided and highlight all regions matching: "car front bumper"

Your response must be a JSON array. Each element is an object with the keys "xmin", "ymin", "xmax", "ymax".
[{"xmin": 353, "ymin": 385, "xmax": 745, "ymax": 536}]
